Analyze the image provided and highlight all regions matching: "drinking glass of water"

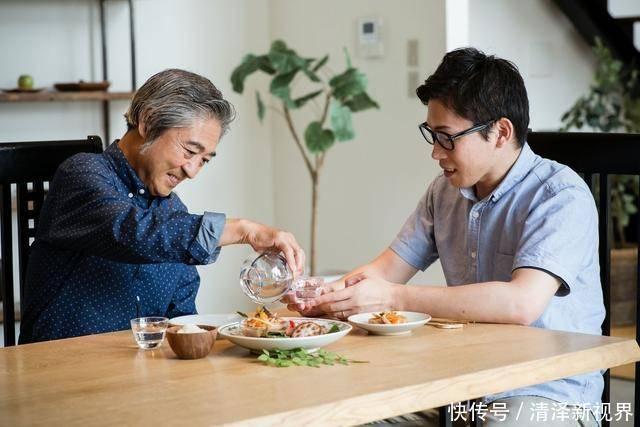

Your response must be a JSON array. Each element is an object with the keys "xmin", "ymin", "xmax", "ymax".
[
  {"xmin": 293, "ymin": 276, "xmax": 326, "ymax": 303},
  {"xmin": 130, "ymin": 317, "xmax": 169, "ymax": 350}
]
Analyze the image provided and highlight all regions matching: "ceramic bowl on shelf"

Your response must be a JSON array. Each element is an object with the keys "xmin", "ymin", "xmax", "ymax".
[{"xmin": 53, "ymin": 81, "xmax": 110, "ymax": 91}]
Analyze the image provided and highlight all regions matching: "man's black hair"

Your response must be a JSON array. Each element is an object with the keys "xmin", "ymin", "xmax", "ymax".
[{"xmin": 416, "ymin": 47, "xmax": 529, "ymax": 147}]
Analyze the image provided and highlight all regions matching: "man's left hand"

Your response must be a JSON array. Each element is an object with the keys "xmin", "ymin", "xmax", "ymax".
[{"xmin": 308, "ymin": 274, "xmax": 401, "ymax": 320}]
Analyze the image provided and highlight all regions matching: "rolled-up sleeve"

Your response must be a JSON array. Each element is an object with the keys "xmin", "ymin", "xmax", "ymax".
[
  {"xmin": 39, "ymin": 155, "xmax": 223, "ymax": 266},
  {"xmin": 193, "ymin": 211, "xmax": 226, "ymax": 264},
  {"xmin": 513, "ymin": 183, "xmax": 599, "ymax": 296},
  {"xmin": 390, "ymin": 182, "xmax": 439, "ymax": 271}
]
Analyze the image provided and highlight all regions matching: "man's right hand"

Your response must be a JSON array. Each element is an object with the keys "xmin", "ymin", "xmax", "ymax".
[
  {"xmin": 221, "ymin": 219, "xmax": 305, "ymax": 275},
  {"xmin": 285, "ymin": 274, "xmax": 368, "ymax": 316}
]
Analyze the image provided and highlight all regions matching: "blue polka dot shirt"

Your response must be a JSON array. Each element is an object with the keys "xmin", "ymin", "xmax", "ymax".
[{"xmin": 19, "ymin": 142, "xmax": 226, "ymax": 343}]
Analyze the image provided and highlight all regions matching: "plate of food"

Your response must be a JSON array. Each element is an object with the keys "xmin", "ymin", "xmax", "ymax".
[
  {"xmin": 169, "ymin": 313, "xmax": 242, "ymax": 328},
  {"xmin": 218, "ymin": 306, "xmax": 351, "ymax": 352},
  {"xmin": 348, "ymin": 311, "xmax": 431, "ymax": 336}
]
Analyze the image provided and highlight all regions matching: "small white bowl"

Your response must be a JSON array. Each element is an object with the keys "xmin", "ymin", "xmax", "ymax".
[{"xmin": 348, "ymin": 311, "xmax": 431, "ymax": 336}]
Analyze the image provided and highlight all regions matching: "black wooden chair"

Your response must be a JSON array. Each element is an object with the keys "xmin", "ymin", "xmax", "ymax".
[
  {"xmin": 528, "ymin": 131, "xmax": 640, "ymax": 427},
  {"xmin": 0, "ymin": 136, "xmax": 103, "ymax": 346}
]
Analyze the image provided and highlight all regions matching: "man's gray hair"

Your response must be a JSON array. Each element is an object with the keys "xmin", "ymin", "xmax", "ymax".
[{"xmin": 124, "ymin": 69, "xmax": 235, "ymax": 144}]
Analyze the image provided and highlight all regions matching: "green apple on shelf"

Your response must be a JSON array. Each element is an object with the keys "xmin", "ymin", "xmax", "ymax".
[{"xmin": 17, "ymin": 74, "xmax": 34, "ymax": 90}]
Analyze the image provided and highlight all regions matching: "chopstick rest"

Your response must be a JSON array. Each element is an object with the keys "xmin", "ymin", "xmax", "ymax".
[{"xmin": 427, "ymin": 318, "xmax": 470, "ymax": 329}]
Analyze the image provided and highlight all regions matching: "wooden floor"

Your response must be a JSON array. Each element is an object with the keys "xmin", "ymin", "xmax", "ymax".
[{"xmin": 612, "ymin": 325, "xmax": 636, "ymax": 380}]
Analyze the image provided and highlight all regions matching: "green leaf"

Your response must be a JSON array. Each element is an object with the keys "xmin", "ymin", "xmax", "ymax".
[
  {"xmin": 254, "ymin": 346, "xmax": 367, "ymax": 368},
  {"xmin": 344, "ymin": 92, "xmax": 380, "ymax": 112},
  {"xmin": 304, "ymin": 122, "xmax": 335, "ymax": 153},
  {"xmin": 293, "ymin": 90, "xmax": 323, "ymax": 108},
  {"xmin": 330, "ymin": 100, "xmax": 355, "ymax": 141},
  {"xmin": 256, "ymin": 91, "xmax": 265, "ymax": 122},
  {"xmin": 230, "ymin": 54, "xmax": 260, "ymax": 93},
  {"xmin": 257, "ymin": 57, "xmax": 276, "ymax": 75},
  {"xmin": 268, "ymin": 40, "xmax": 308, "ymax": 75},
  {"xmin": 270, "ymin": 40, "xmax": 287, "ymax": 51},
  {"xmin": 302, "ymin": 68, "xmax": 321, "ymax": 83},
  {"xmin": 328, "ymin": 324, "xmax": 340, "ymax": 334},
  {"xmin": 312, "ymin": 55, "xmax": 329, "ymax": 72},
  {"xmin": 329, "ymin": 68, "xmax": 368, "ymax": 101},
  {"xmin": 270, "ymin": 70, "xmax": 298, "ymax": 107}
]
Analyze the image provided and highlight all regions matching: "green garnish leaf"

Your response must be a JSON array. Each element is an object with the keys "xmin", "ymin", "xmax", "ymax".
[
  {"xmin": 266, "ymin": 332, "xmax": 287, "ymax": 337},
  {"xmin": 254, "ymin": 347, "xmax": 368, "ymax": 368}
]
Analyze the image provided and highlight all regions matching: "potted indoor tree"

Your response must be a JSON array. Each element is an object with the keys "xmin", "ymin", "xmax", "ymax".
[
  {"xmin": 230, "ymin": 40, "xmax": 379, "ymax": 275},
  {"xmin": 561, "ymin": 37, "xmax": 640, "ymax": 324}
]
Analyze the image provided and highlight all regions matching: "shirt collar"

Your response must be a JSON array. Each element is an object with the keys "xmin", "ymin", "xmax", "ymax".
[
  {"xmin": 459, "ymin": 142, "xmax": 537, "ymax": 203},
  {"xmin": 104, "ymin": 141, "xmax": 150, "ymax": 197}
]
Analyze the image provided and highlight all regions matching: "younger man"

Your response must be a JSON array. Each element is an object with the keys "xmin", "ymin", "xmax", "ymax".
[{"xmin": 293, "ymin": 48, "xmax": 603, "ymax": 426}]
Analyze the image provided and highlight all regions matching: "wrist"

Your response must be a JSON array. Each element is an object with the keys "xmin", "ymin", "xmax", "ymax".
[
  {"xmin": 391, "ymin": 283, "xmax": 406, "ymax": 311},
  {"xmin": 221, "ymin": 218, "xmax": 251, "ymax": 246}
]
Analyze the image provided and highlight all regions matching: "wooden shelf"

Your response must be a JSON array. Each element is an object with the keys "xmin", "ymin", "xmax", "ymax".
[{"xmin": 0, "ymin": 91, "xmax": 135, "ymax": 103}]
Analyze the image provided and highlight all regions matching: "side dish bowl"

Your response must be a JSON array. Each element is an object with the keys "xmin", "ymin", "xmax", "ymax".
[{"xmin": 348, "ymin": 312, "xmax": 431, "ymax": 336}]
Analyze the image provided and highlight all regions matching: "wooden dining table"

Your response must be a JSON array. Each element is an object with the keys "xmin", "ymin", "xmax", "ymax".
[{"xmin": 1, "ymin": 320, "xmax": 639, "ymax": 426}]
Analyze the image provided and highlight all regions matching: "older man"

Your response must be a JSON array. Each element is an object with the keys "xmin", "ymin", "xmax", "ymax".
[{"xmin": 20, "ymin": 69, "xmax": 304, "ymax": 343}]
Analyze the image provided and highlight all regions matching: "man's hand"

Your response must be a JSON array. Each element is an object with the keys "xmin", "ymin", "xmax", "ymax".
[
  {"xmin": 307, "ymin": 274, "xmax": 402, "ymax": 320},
  {"xmin": 221, "ymin": 219, "xmax": 305, "ymax": 275},
  {"xmin": 244, "ymin": 222, "xmax": 305, "ymax": 275},
  {"xmin": 284, "ymin": 278, "xmax": 346, "ymax": 316}
]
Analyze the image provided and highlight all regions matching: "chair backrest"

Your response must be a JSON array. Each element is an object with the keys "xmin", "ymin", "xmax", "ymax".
[
  {"xmin": 528, "ymin": 131, "xmax": 640, "ymax": 427},
  {"xmin": 0, "ymin": 136, "xmax": 103, "ymax": 346}
]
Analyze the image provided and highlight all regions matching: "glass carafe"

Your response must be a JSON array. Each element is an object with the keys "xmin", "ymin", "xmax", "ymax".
[{"xmin": 239, "ymin": 252, "xmax": 294, "ymax": 304}]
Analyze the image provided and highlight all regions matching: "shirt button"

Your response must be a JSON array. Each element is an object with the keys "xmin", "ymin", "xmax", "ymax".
[
  {"xmin": 139, "ymin": 189, "xmax": 145, "ymax": 195},
  {"xmin": 472, "ymin": 212, "xmax": 479, "ymax": 219},
  {"xmin": 128, "ymin": 193, "xmax": 134, "ymax": 198},
  {"xmin": 471, "ymin": 251, "xmax": 477, "ymax": 259}
]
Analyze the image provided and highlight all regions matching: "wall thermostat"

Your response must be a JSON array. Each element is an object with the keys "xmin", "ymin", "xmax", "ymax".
[{"xmin": 358, "ymin": 17, "xmax": 384, "ymax": 58}]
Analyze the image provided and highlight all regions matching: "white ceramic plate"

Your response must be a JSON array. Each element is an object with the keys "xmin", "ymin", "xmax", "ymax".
[
  {"xmin": 169, "ymin": 313, "xmax": 242, "ymax": 328},
  {"xmin": 348, "ymin": 311, "xmax": 431, "ymax": 336},
  {"xmin": 218, "ymin": 317, "xmax": 352, "ymax": 352}
]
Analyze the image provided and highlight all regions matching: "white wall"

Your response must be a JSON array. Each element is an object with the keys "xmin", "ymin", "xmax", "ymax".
[
  {"xmin": 608, "ymin": 0, "xmax": 640, "ymax": 17},
  {"xmin": 0, "ymin": 0, "xmax": 599, "ymax": 318},
  {"xmin": 0, "ymin": 0, "xmax": 274, "ymax": 314},
  {"xmin": 268, "ymin": 0, "xmax": 448, "ymax": 286},
  {"xmin": 467, "ymin": 0, "xmax": 596, "ymax": 131},
  {"xmin": 266, "ymin": 0, "xmax": 597, "ymax": 285}
]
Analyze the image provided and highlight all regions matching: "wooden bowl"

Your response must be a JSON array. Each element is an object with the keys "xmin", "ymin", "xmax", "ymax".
[{"xmin": 166, "ymin": 325, "xmax": 217, "ymax": 359}]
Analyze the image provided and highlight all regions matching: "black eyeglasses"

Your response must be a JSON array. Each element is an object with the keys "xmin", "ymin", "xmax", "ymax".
[{"xmin": 418, "ymin": 120, "xmax": 495, "ymax": 151}]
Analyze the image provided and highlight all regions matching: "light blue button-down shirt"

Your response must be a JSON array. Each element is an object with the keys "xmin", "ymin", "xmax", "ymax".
[{"xmin": 390, "ymin": 143, "xmax": 605, "ymax": 406}]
